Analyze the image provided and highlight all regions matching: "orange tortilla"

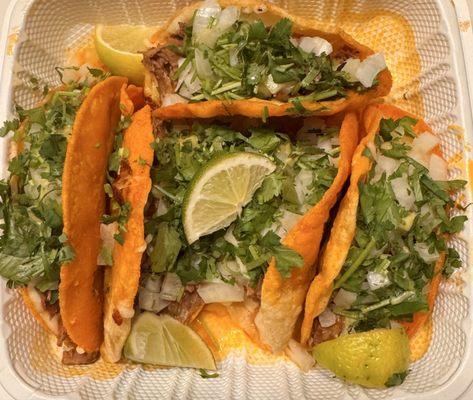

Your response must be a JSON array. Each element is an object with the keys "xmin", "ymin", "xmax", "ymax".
[
  {"xmin": 301, "ymin": 104, "xmax": 446, "ymax": 358},
  {"xmin": 101, "ymin": 105, "xmax": 154, "ymax": 362},
  {"xmin": 147, "ymin": 0, "xmax": 392, "ymax": 119},
  {"xmin": 60, "ymin": 76, "xmax": 127, "ymax": 352},
  {"xmin": 255, "ymin": 112, "xmax": 359, "ymax": 352}
]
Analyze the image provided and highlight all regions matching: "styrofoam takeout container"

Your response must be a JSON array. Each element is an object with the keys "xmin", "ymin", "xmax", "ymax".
[{"xmin": 0, "ymin": 0, "xmax": 472, "ymax": 399}]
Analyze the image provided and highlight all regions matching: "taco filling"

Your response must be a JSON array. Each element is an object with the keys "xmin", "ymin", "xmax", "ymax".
[
  {"xmin": 304, "ymin": 111, "xmax": 466, "ymax": 354},
  {"xmin": 0, "ymin": 69, "xmax": 125, "ymax": 364},
  {"xmin": 106, "ymin": 118, "xmax": 341, "ymax": 355},
  {"xmin": 143, "ymin": 0, "xmax": 388, "ymax": 109}
]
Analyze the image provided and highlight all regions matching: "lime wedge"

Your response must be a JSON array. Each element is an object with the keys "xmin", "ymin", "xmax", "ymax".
[
  {"xmin": 124, "ymin": 312, "xmax": 216, "ymax": 369},
  {"xmin": 94, "ymin": 24, "xmax": 156, "ymax": 85},
  {"xmin": 182, "ymin": 152, "xmax": 276, "ymax": 244},
  {"xmin": 313, "ymin": 328, "xmax": 410, "ymax": 388}
]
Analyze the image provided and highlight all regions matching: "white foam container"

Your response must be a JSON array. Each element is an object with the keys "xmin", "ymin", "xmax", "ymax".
[{"xmin": 0, "ymin": 0, "xmax": 472, "ymax": 399}]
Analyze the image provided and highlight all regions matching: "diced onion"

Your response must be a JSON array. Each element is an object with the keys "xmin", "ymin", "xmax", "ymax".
[
  {"xmin": 297, "ymin": 36, "xmax": 333, "ymax": 56},
  {"xmin": 318, "ymin": 308, "xmax": 337, "ymax": 328},
  {"xmin": 278, "ymin": 209, "xmax": 302, "ymax": 237},
  {"xmin": 333, "ymin": 288, "xmax": 357, "ymax": 308},
  {"xmin": 160, "ymin": 273, "xmax": 184, "ymax": 301},
  {"xmin": 355, "ymin": 53, "xmax": 387, "ymax": 87},
  {"xmin": 373, "ymin": 155, "xmax": 399, "ymax": 181},
  {"xmin": 197, "ymin": 281, "xmax": 245, "ymax": 303},
  {"xmin": 390, "ymin": 175, "xmax": 415, "ymax": 210},
  {"xmin": 367, "ymin": 271, "xmax": 391, "ymax": 290},
  {"xmin": 195, "ymin": 48, "xmax": 214, "ymax": 79},
  {"xmin": 139, "ymin": 289, "xmax": 170, "ymax": 313},
  {"xmin": 285, "ymin": 339, "xmax": 315, "ymax": 372},
  {"xmin": 412, "ymin": 132, "xmax": 440, "ymax": 155},
  {"xmin": 414, "ymin": 242, "xmax": 439, "ymax": 263},
  {"xmin": 156, "ymin": 199, "xmax": 169, "ymax": 217},
  {"xmin": 217, "ymin": 257, "xmax": 249, "ymax": 285},
  {"xmin": 192, "ymin": 0, "xmax": 221, "ymax": 42},
  {"xmin": 428, "ymin": 153, "xmax": 448, "ymax": 181},
  {"xmin": 97, "ymin": 222, "xmax": 117, "ymax": 265},
  {"xmin": 224, "ymin": 226, "xmax": 239, "ymax": 246},
  {"xmin": 162, "ymin": 94, "xmax": 189, "ymax": 107},
  {"xmin": 264, "ymin": 74, "xmax": 287, "ymax": 95},
  {"xmin": 193, "ymin": 3, "xmax": 239, "ymax": 48},
  {"xmin": 295, "ymin": 169, "xmax": 313, "ymax": 204},
  {"xmin": 342, "ymin": 58, "xmax": 361, "ymax": 81},
  {"xmin": 229, "ymin": 47, "xmax": 239, "ymax": 66}
]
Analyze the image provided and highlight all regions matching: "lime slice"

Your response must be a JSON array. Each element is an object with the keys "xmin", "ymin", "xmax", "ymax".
[
  {"xmin": 94, "ymin": 24, "xmax": 156, "ymax": 85},
  {"xmin": 124, "ymin": 312, "xmax": 216, "ymax": 369},
  {"xmin": 182, "ymin": 152, "xmax": 276, "ymax": 244},
  {"xmin": 313, "ymin": 328, "xmax": 410, "ymax": 388}
]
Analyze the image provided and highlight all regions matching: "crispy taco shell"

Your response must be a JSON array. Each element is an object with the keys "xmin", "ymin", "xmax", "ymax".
[
  {"xmin": 254, "ymin": 112, "xmax": 359, "ymax": 352},
  {"xmin": 300, "ymin": 104, "xmax": 446, "ymax": 361},
  {"xmin": 60, "ymin": 76, "xmax": 127, "ymax": 353},
  {"xmin": 101, "ymin": 104, "xmax": 154, "ymax": 362},
  {"xmin": 146, "ymin": 0, "xmax": 392, "ymax": 120}
]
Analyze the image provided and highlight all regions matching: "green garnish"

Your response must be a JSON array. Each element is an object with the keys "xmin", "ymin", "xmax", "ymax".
[
  {"xmin": 0, "ymin": 69, "xmax": 106, "ymax": 288},
  {"xmin": 334, "ymin": 116, "xmax": 467, "ymax": 331},
  {"xmin": 171, "ymin": 17, "xmax": 366, "ymax": 102},
  {"xmin": 146, "ymin": 122, "xmax": 339, "ymax": 285}
]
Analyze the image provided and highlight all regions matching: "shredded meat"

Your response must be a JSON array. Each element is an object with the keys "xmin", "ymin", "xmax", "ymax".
[
  {"xmin": 142, "ymin": 24, "xmax": 185, "ymax": 103},
  {"xmin": 62, "ymin": 346, "xmax": 99, "ymax": 365},
  {"xmin": 332, "ymin": 45, "xmax": 360, "ymax": 63},
  {"xmin": 142, "ymin": 46, "xmax": 181, "ymax": 102},
  {"xmin": 112, "ymin": 309, "xmax": 123, "ymax": 326},
  {"xmin": 39, "ymin": 290, "xmax": 60, "ymax": 319},
  {"xmin": 166, "ymin": 290, "xmax": 204, "ymax": 324},
  {"xmin": 309, "ymin": 316, "xmax": 345, "ymax": 347}
]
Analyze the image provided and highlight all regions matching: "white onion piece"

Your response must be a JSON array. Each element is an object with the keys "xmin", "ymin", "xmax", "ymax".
[
  {"xmin": 162, "ymin": 94, "xmax": 189, "ymax": 107},
  {"xmin": 333, "ymin": 288, "xmax": 357, "ymax": 308},
  {"xmin": 144, "ymin": 275, "xmax": 163, "ymax": 292},
  {"xmin": 175, "ymin": 57, "xmax": 189, "ymax": 91},
  {"xmin": 412, "ymin": 132, "xmax": 439, "ymax": 155},
  {"xmin": 373, "ymin": 155, "xmax": 399, "ymax": 180},
  {"xmin": 224, "ymin": 226, "xmax": 239, "ymax": 246},
  {"xmin": 285, "ymin": 339, "xmax": 315, "ymax": 372},
  {"xmin": 295, "ymin": 169, "xmax": 313, "ymax": 204},
  {"xmin": 289, "ymin": 37, "xmax": 299, "ymax": 47},
  {"xmin": 342, "ymin": 58, "xmax": 361, "ymax": 81},
  {"xmin": 318, "ymin": 308, "xmax": 337, "ymax": 328},
  {"xmin": 297, "ymin": 36, "xmax": 333, "ymax": 56},
  {"xmin": 139, "ymin": 289, "xmax": 170, "ymax": 313},
  {"xmin": 355, "ymin": 53, "xmax": 386, "ymax": 88},
  {"xmin": 317, "ymin": 139, "xmax": 333, "ymax": 155},
  {"xmin": 367, "ymin": 271, "xmax": 391, "ymax": 290},
  {"xmin": 428, "ymin": 153, "xmax": 448, "ymax": 181},
  {"xmin": 194, "ymin": 4, "xmax": 239, "ymax": 48},
  {"xmin": 390, "ymin": 175, "xmax": 415, "ymax": 210},
  {"xmin": 217, "ymin": 257, "xmax": 249, "ymax": 285},
  {"xmin": 97, "ymin": 222, "xmax": 118, "ymax": 265},
  {"xmin": 192, "ymin": 0, "xmax": 221, "ymax": 43},
  {"xmin": 156, "ymin": 199, "xmax": 169, "ymax": 217},
  {"xmin": 414, "ymin": 242, "xmax": 439, "ymax": 263},
  {"xmin": 264, "ymin": 74, "xmax": 286, "ymax": 95},
  {"xmin": 229, "ymin": 47, "xmax": 239, "ymax": 66},
  {"xmin": 197, "ymin": 281, "xmax": 245, "ymax": 303},
  {"xmin": 160, "ymin": 273, "xmax": 184, "ymax": 301},
  {"xmin": 278, "ymin": 209, "xmax": 302, "ymax": 237},
  {"xmin": 195, "ymin": 48, "xmax": 213, "ymax": 79}
]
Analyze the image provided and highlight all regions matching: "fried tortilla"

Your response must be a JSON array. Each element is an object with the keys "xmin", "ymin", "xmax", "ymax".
[
  {"xmin": 101, "ymin": 105, "xmax": 154, "ymax": 362},
  {"xmin": 60, "ymin": 76, "xmax": 127, "ymax": 353},
  {"xmin": 300, "ymin": 104, "xmax": 447, "ymax": 359},
  {"xmin": 255, "ymin": 112, "xmax": 359, "ymax": 352},
  {"xmin": 145, "ymin": 0, "xmax": 392, "ymax": 119}
]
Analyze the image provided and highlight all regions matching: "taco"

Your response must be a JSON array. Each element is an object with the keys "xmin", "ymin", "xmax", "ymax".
[
  {"xmin": 100, "ymin": 112, "xmax": 358, "ymax": 363},
  {"xmin": 143, "ymin": 0, "xmax": 392, "ymax": 119},
  {"xmin": 0, "ymin": 71, "xmax": 126, "ymax": 363},
  {"xmin": 300, "ymin": 104, "xmax": 466, "ymax": 363}
]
